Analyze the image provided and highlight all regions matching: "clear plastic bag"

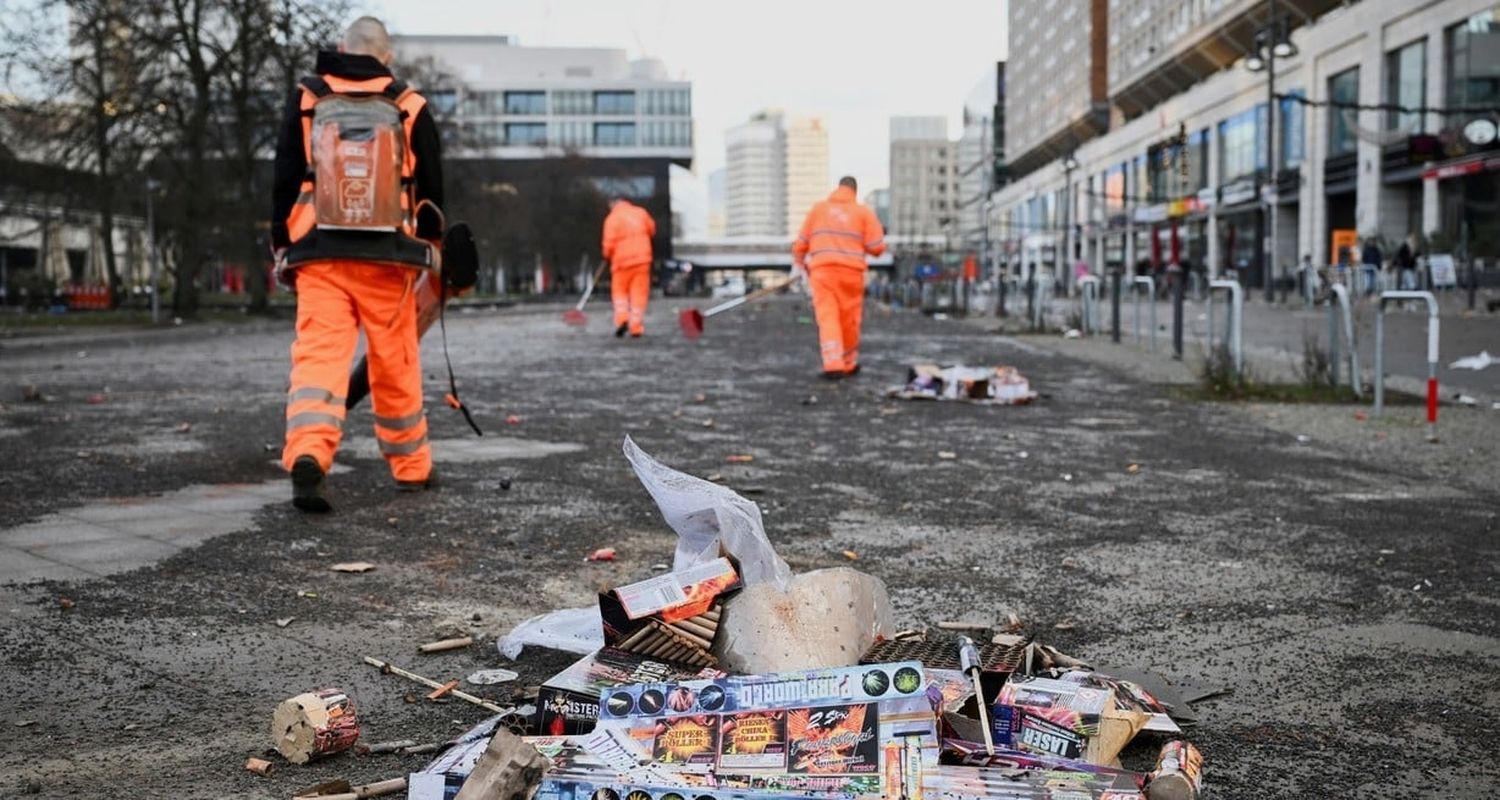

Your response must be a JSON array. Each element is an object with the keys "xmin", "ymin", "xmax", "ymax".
[
  {"xmin": 496, "ymin": 605, "xmax": 603, "ymax": 660},
  {"xmin": 499, "ymin": 438, "xmax": 790, "ymax": 660},
  {"xmin": 623, "ymin": 436, "xmax": 790, "ymax": 589}
]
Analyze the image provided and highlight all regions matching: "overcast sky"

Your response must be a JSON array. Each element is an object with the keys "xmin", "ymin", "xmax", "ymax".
[{"xmin": 371, "ymin": 0, "xmax": 1008, "ymax": 235}]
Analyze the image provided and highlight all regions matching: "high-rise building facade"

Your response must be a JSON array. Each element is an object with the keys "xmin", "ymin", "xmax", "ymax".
[
  {"xmin": 724, "ymin": 110, "xmax": 829, "ymax": 237},
  {"xmin": 992, "ymin": 0, "xmax": 1500, "ymax": 291},
  {"xmin": 392, "ymin": 35, "xmax": 692, "ymax": 259},
  {"xmin": 888, "ymin": 116, "xmax": 957, "ymax": 238},
  {"xmin": 1004, "ymin": 0, "xmax": 1108, "ymax": 179}
]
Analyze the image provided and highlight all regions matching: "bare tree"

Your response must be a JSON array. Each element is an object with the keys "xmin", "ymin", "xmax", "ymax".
[{"xmin": 0, "ymin": 0, "xmax": 163, "ymax": 303}]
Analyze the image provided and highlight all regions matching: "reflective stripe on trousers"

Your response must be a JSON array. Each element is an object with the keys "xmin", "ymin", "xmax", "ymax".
[{"xmin": 282, "ymin": 259, "xmax": 432, "ymax": 481}]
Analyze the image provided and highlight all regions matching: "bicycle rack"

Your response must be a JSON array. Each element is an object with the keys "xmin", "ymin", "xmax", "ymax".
[
  {"xmin": 1206, "ymin": 280, "xmax": 1244, "ymax": 374},
  {"xmin": 1326, "ymin": 283, "xmax": 1362, "ymax": 397},
  {"xmin": 1374, "ymin": 291, "xmax": 1439, "ymax": 441},
  {"xmin": 1077, "ymin": 275, "xmax": 1100, "ymax": 334},
  {"xmin": 1131, "ymin": 275, "xmax": 1156, "ymax": 352}
]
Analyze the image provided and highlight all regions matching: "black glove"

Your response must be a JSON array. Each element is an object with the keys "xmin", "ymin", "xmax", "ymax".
[{"xmin": 443, "ymin": 222, "xmax": 479, "ymax": 291}]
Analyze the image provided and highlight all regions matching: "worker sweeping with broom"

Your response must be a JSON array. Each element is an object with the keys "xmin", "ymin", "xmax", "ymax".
[
  {"xmin": 791, "ymin": 176, "xmax": 886, "ymax": 378},
  {"xmin": 601, "ymin": 195, "xmax": 656, "ymax": 338}
]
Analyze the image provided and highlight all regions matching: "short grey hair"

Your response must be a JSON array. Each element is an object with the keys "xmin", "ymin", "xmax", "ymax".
[{"xmin": 343, "ymin": 16, "xmax": 393, "ymax": 61}]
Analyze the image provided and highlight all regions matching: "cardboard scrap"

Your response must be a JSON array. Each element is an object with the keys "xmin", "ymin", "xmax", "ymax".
[{"xmin": 330, "ymin": 562, "xmax": 376, "ymax": 573}]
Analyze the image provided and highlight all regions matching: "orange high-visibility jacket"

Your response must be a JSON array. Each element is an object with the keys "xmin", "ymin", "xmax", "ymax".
[
  {"xmin": 602, "ymin": 200, "xmax": 656, "ymax": 270},
  {"xmin": 792, "ymin": 186, "xmax": 886, "ymax": 271}
]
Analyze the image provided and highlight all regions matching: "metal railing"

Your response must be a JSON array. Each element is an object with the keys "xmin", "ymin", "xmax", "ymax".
[
  {"xmin": 1326, "ymin": 283, "xmax": 1362, "ymax": 397},
  {"xmin": 1206, "ymin": 279, "xmax": 1244, "ymax": 373},
  {"xmin": 1131, "ymin": 276, "xmax": 1156, "ymax": 352},
  {"xmin": 1374, "ymin": 290, "xmax": 1440, "ymax": 441}
]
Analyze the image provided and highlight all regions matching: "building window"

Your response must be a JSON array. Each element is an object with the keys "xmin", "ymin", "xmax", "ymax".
[
  {"xmin": 553, "ymin": 90, "xmax": 591, "ymax": 115},
  {"xmin": 1385, "ymin": 40, "xmax": 1427, "ymax": 131},
  {"xmin": 1281, "ymin": 90, "xmax": 1305, "ymax": 168},
  {"xmin": 504, "ymin": 123, "xmax": 547, "ymax": 146},
  {"xmin": 591, "ymin": 176, "xmax": 656, "ymax": 198},
  {"xmin": 1218, "ymin": 105, "xmax": 1264, "ymax": 183},
  {"xmin": 427, "ymin": 90, "xmax": 457, "ymax": 117},
  {"xmin": 503, "ymin": 91, "xmax": 546, "ymax": 115},
  {"xmin": 1446, "ymin": 9, "xmax": 1500, "ymax": 131},
  {"xmin": 594, "ymin": 122, "xmax": 637, "ymax": 146},
  {"xmin": 462, "ymin": 91, "xmax": 500, "ymax": 116},
  {"xmin": 1327, "ymin": 67, "xmax": 1359, "ymax": 157},
  {"xmin": 594, "ymin": 91, "xmax": 636, "ymax": 115}
]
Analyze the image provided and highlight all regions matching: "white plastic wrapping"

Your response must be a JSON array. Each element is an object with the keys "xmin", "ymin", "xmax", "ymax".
[
  {"xmin": 622, "ymin": 436, "xmax": 791, "ymax": 589},
  {"xmin": 498, "ymin": 438, "xmax": 790, "ymax": 660}
]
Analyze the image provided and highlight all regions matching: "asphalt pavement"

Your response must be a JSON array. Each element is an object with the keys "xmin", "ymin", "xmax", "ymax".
[{"xmin": 1, "ymin": 297, "xmax": 1497, "ymax": 798}]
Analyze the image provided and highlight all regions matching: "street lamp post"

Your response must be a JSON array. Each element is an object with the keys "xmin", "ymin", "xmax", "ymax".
[
  {"xmin": 145, "ymin": 178, "xmax": 162, "ymax": 324},
  {"xmin": 1061, "ymin": 154, "xmax": 1079, "ymax": 295},
  {"xmin": 1246, "ymin": 0, "xmax": 1297, "ymax": 303}
]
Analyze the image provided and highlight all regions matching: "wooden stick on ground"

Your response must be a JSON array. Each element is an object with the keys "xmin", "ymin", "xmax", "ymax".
[
  {"xmin": 297, "ymin": 776, "xmax": 408, "ymax": 800},
  {"xmin": 359, "ymin": 739, "xmax": 417, "ymax": 755},
  {"xmin": 363, "ymin": 656, "xmax": 510, "ymax": 714},
  {"xmin": 418, "ymin": 637, "xmax": 472, "ymax": 654},
  {"xmin": 426, "ymin": 680, "xmax": 461, "ymax": 701}
]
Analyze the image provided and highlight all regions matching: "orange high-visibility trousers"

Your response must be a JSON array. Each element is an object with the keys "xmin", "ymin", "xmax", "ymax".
[
  {"xmin": 282, "ymin": 260, "xmax": 431, "ymax": 482},
  {"xmin": 809, "ymin": 267, "xmax": 866, "ymax": 373},
  {"xmin": 611, "ymin": 264, "xmax": 651, "ymax": 335}
]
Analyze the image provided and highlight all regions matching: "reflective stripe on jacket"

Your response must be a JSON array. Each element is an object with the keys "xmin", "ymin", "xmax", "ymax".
[{"xmin": 792, "ymin": 186, "xmax": 886, "ymax": 271}]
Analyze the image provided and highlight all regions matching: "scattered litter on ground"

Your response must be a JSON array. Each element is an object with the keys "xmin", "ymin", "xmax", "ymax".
[
  {"xmin": 466, "ymin": 668, "xmax": 519, "ymax": 686},
  {"xmin": 274, "ymin": 439, "xmax": 1220, "ymax": 800},
  {"xmin": 1064, "ymin": 328, "xmax": 1082, "ymax": 338},
  {"xmin": 297, "ymin": 590, "xmax": 319, "ymax": 599},
  {"xmin": 329, "ymin": 562, "xmax": 376, "ymax": 573},
  {"xmin": 419, "ymin": 637, "xmax": 473, "ymax": 654},
  {"xmin": 244, "ymin": 757, "xmax": 273, "ymax": 776},
  {"xmin": 272, "ymin": 689, "xmax": 360, "ymax": 764},
  {"xmin": 938, "ymin": 451, "xmax": 958, "ymax": 460},
  {"xmin": 174, "ymin": 421, "xmax": 192, "ymax": 433},
  {"xmin": 889, "ymin": 364, "xmax": 1037, "ymax": 405},
  {"xmin": 1295, "ymin": 434, "xmax": 1311, "ymax": 444},
  {"xmin": 725, "ymin": 453, "xmax": 753, "ymax": 463},
  {"xmin": 57, "ymin": 597, "xmax": 75, "ymax": 611},
  {"xmin": 692, "ymin": 393, "xmax": 707, "ymax": 403},
  {"xmin": 650, "ymin": 563, "xmax": 669, "ymax": 572},
  {"xmin": 505, "ymin": 415, "xmax": 522, "ymax": 425},
  {"xmin": 85, "ymin": 393, "xmax": 107, "ymax": 404},
  {"xmin": 585, "ymin": 548, "xmax": 616, "ymax": 562},
  {"xmin": 1455, "ymin": 394, "xmax": 1478, "ymax": 406},
  {"xmin": 1448, "ymin": 351, "xmax": 1493, "ymax": 370},
  {"xmin": 15, "ymin": 719, "xmax": 37, "ymax": 728},
  {"xmin": 276, "ymin": 617, "xmax": 295, "ymax": 628},
  {"xmin": 1354, "ymin": 411, "xmax": 1368, "ymax": 421}
]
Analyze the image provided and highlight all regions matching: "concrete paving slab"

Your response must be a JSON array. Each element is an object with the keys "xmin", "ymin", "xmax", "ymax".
[
  {"xmin": 346, "ymin": 435, "xmax": 587, "ymax": 463},
  {"xmin": 0, "ymin": 518, "xmax": 120, "ymax": 550},
  {"xmin": 26, "ymin": 535, "xmax": 180, "ymax": 574},
  {"xmin": 0, "ymin": 546, "xmax": 99, "ymax": 583}
]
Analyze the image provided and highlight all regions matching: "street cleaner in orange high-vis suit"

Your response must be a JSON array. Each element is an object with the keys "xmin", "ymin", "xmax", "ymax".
[
  {"xmin": 271, "ymin": 16, "xmax": 447, "ymax": 512},
  {"xmin": 601, "ymin": 197, "xmax": 656, "ymax": 338},
  {"xmin": 791, "ymin": 176, "xmax": 886, "ymax": 378}
]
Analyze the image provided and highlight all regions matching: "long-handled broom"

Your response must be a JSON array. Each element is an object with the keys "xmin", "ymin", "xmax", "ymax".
[
  {"xmin": 562, "ymin": 261, "xmax": 610, "ymax": 326},
  {"xmin": 678, "ymin": 275, "xmax": 802, "ymax": 340}
]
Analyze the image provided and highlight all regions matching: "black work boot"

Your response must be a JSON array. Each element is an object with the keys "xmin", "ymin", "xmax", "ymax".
[
  {"xmin": 396, "ymin": 469, "xmax": 438, "ymax": 493},
  {"xmin": 615, "ymin": 322, "xmax": 629, "ymax": 338},
  {"xmin": 290, "ymin": 456, "xmax": 331, "ymax": 513}
]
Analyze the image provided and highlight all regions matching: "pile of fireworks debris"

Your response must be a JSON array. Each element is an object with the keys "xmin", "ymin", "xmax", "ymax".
[
  {"xmin": 264, "ymin": 439, "xmax": 1207, "ymax": 800},
  {"xmin": 886, "ymin": 364, "xmax": 1037, "ymax": 405}
]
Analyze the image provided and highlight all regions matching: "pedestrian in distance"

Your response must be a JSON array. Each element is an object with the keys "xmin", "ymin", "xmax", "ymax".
[
  {"xmin": 271, "ymin": 16, "xmax": 446, "ymax": 512},
  {"xmin": 791, "ymin": 176, "xmax": 886, "ymax": 379},
  {"xmin": 601, "ymin": 195, "xmax": 657, "ymax": 338}
]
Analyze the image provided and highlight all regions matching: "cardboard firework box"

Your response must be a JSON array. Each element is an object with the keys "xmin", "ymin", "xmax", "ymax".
[
  {"xmin": 593, "ymin": 660, "xmax": 940, "ymax": 799},
  {"xmin": 537, "ymin": 647, "xmax": 727, "ymax": 737},
  {"xmin": 598, "ymin": 556, "xmax": 742, "ymax": 668},
  {"xmin": 990, "ymin": 675, "xmax": 1148, "ymax": 767}
]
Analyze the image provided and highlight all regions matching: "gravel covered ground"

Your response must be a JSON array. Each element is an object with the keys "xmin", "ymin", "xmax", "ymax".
[{"xmin": 1, "ymin": 297, "xmax": 1497, "ymax": 799}]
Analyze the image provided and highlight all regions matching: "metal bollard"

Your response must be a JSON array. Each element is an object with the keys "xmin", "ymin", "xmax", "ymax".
[
  {"xmin": 1327, "ymin": 284, "xmax": 1362, "ymax": 396},
  {"xmin": 1207, "ymin": 279, "xmax": 1244, "ymax": 374},
  {"xmin": 1110, "ymin": 272, "xmax": 1122, "ymax": 343},
  {"xmin": 1132, "ymin": 276, "xmax": 1156, "ymax": 352},
  {"xmin": 1374, "ymin": 290, "xmax": 1439, "ymax": 441}
]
